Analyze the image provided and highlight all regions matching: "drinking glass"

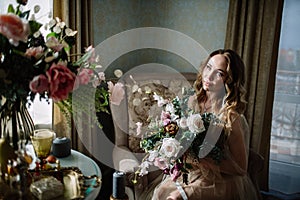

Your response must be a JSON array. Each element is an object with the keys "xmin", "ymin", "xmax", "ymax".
[{"xmin": 30, "ymin": 129, "xmax": 55, "ymax": 161}]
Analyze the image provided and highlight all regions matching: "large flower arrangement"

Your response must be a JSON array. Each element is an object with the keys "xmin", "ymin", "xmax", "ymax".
[
  {"xmin": 134, "ymin": 88, "xmax": 226, "ymax": 184},
  {"xmin": 0, "ymin": 1, "xmax": 124, "ymax": 140}
]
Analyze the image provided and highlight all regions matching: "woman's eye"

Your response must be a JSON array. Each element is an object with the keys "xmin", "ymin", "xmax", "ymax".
[
  {"xmin": 216, "ymin": 72, "xmax": 224, "ymax": 78},
  {"xmin": 206, "ymin": 65, "xmax": 211, "ymax": 70}
]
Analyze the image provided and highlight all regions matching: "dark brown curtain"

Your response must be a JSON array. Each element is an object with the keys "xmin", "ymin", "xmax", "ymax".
[
  {"xmin": 224, "ymin": 0, "xmax": 284, "ymax": 191},
  {"xmin": 53, "ymin": 0, "xmax": 93, "ymax": 153}
]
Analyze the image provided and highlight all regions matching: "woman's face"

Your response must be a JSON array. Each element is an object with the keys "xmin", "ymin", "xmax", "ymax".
[{"xmin": 202, "ymin": 54, "xmax": 227, "ymax": 93}]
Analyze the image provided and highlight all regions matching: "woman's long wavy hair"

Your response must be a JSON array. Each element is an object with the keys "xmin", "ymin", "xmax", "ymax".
[{"xmin": 194, "ymin": 49, "xmax": 247, "ymax": 129}]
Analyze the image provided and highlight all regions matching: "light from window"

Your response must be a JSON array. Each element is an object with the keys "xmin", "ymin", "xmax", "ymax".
[{"xmin": 270, "ymin": 0, "xmax": 300, "ymax": 195}]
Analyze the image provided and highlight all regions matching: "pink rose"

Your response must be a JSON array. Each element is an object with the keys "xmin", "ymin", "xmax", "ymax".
[
  {"xmin": 45, "ymin": 36, "xmax": 64, "ymax": 52},
  {"xmin": 107, "ymin": 81, "xmax": 125, "ymax": 106},
  {"xmin": 0, "ymin": 13, "xmax": 30, "ymax": 46},
  {"xmin": 29, "ymin": 74, "xmax": 49, "ymax": 93},
  {"xmin": 25, "ymin": 46, "xmax": 44, "ymax": 59},
  {"xmin": 46, "ymin": 62, "xmax": 76, "ymax": 101},
  {"xmin": 77, "ymin": 68, "xmax": 93, "ymax": 85}
]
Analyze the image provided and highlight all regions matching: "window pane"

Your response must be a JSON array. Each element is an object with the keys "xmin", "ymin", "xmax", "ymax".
[
  {"xmin": 270, "ymin": 0, "xmax": 300, "ymax": 194},
  {"xmin": 0, "ymin": 0, "xmax": 53, "ymax": 128}
]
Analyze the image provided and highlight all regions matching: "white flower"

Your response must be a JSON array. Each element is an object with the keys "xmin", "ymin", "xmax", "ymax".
[
  {"xmin": 179, "ymin": 117, "xmax": 188, "ymax": 129},
  {"xmin": 148, "ymin": 150, "xmax": 159, "ymax": 162},
  {"xmin": 165, "ymin": 103, "xmax": 174, "ymax": 114},
  {"xmin": 159, "ymin": 138, "xmax": 182, "ymax": 158},
  {"xmin": 153, "ymin": 93, "xmax": 168, "ymax": 107},
  {"xmin": 65, "ymin": 28, "xmax": 77, "ymax": 36},
  {"xmin": 187, "ymin": 114, "xmax": 205, "ymax": 133},
  {"xmin": 139, "ymin": 161, "xmax": 151, "ymax": 175}
]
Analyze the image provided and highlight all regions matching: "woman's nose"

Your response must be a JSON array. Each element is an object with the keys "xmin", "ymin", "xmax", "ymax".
[{"xmin": 207, "ymin": 71, "xmax": 214, "ymax": 81}]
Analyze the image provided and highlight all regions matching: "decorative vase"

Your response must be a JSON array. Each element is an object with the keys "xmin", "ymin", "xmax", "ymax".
[{"xmin": 0, "ymin": 98, "xmax": 35, "ymax": 151}]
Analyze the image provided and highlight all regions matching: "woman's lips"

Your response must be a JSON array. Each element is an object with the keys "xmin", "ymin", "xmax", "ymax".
[{"xmin": 203, "ymin": 81, "xmax": 211, "ymax": 87}]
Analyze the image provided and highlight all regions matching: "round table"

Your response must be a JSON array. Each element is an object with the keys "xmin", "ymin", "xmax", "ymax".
[{"xmin": 27, "ymin": 145, "xmax": 102, "ymax": 199}]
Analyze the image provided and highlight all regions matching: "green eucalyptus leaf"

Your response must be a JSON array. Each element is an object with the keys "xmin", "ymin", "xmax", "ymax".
[
  {"xmin": 7, "ymin": 4, "xmax": 15, "ymax": 13},
  {"xmin": 29, "ymin": 21, "xmax": 42, "ymax": 35}
]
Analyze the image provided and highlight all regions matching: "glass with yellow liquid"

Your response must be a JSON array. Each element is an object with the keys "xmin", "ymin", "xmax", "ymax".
[{"xmin": 31, "ymin": 129, "xmax": 55, "ymax": 160}]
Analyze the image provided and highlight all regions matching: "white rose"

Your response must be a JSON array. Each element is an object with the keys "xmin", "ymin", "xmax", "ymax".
[
  {"xmin": 179, "ymin": 117, "xmax": 188, "ymax": 129},
  {"xmin": 159, "ymin": 138, "xmax": 182, "ymax": 158},
  {"xmin": 187, "ymin": 114, "xmax": 205, "ymax": 133}
]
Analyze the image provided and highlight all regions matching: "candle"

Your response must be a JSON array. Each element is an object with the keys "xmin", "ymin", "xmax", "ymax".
[{"xmin": 112, "ymin": 171, "xmax": 126, "ymax": 199}]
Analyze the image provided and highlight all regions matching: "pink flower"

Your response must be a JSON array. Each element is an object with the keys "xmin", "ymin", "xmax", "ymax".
[
  {"xmin": 46, "ymin": 62, "xmax": 76, "ymax": 101},
  {"xmin": 77, "ymin": 68, "xmax": 93, "ymax": 85},
  {"xmin": 161, "ymin": 110, "xmax": 171, "ymax": 125},
  {"xmin": 45, "ymin": 36, "xmax": 64, "ymax": 52},
  {"xmin": 85, "ymin": 45, "xmax": 96, "ymax": 63},
  {"xmin": 153, "ymin": 157, "xmax": 168, "ymax": 170},
  {"xmin": 0, "ymin": 13, "xmax": 30, "ymax": 46},
  {"xmin": 170, "ymin": 164, "xmax": 183, "ymax": 181},
  {"xmin": 92, "ymin": 72, "xmax": 105, "ymax": 88},
  {"xmin": 98, "ymin": 72, "xmax": 105, "ymax": 81},
  {"xmin": 25, "ymin": 46, "xmax": 44, "ymax": 59},
  {"xmin": 29, "ymin": 74, "xmax": 49, "ymax": 93},
  {"xmin": 107, "ymin": 81, "xmax": 125, "ymax": 106}
]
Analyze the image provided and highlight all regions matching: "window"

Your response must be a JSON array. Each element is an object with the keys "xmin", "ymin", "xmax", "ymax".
[
  {"xmin": 270, "ymin": 0, "xmax": 300, "ymax": 195},
  {"xmin": 0, "ymin": 0, "xmax": 53, "ymax": 128}
]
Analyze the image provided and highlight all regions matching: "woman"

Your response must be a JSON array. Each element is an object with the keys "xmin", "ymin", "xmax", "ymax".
[{"xmin": 150, "ymin": 49, "xmax": 259, "ymax": 200}]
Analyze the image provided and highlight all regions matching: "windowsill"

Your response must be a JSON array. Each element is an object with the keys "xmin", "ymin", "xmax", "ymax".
[{"xmin": 269, "ymin": 159, "xmax": 300, "ymax": 194}]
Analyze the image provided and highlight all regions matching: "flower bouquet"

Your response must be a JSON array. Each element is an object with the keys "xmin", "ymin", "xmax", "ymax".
[
  {"xmin": 0, "ymin": 0, "xmax": 124, "ymax": 148},
  {"xmin": 134, "ymin": 88, "xmax": 226, "ymax": 185}
]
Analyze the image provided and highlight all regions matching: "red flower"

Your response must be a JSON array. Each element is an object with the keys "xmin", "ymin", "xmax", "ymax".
[
  {"xmin": 0, "ymin": 13, "xmax": 30, "ymax": 46},
  {"xmin": 46, "ymin": 62, "xmax": 76, "ymax": 101},
  {"xmin": 29, "ymin": 74, "xmax": 49, "ymax": 93}
]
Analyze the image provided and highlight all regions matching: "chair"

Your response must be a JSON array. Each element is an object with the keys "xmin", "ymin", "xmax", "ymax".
[{"xmin": 112, "ymin": 72, "xmax": 264, "ymax": 199}]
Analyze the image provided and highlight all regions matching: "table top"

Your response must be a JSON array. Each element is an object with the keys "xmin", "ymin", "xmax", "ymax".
[{"xmin": 27, "ymin": 145, "xmax": 102, "ymax": 200}]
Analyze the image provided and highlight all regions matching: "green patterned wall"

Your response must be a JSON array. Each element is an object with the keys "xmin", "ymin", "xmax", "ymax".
[{"xmin": 92, "ymin": 0, "xmax": 229, "ymax": 77}]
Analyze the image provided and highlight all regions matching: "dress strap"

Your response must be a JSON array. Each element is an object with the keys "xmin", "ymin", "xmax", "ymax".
[{"xmin": 175, "ymin": 181, "xmax": 188, "ymax": 200}]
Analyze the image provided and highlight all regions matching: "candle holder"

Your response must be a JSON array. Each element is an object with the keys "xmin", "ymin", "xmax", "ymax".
[{"xmin": 110, "ymin": 171, "xmax": 128, "ymax": 200}]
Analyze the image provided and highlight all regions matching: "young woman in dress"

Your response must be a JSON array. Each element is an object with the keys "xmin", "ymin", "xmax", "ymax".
[{"xmin": 150, "ymin": 49, "xmax": 259, "ymax": 200}]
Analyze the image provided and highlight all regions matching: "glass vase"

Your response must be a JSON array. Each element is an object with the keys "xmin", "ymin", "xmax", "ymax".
[{"xmin": 0, "ymin": 99, "xmax": 35, "ymax": 150}]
